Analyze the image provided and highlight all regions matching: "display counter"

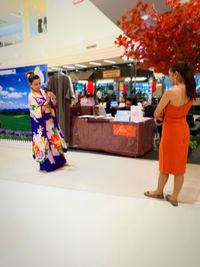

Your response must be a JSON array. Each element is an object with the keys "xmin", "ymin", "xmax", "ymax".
[
  {"xmin": 70, "ymin": 105, "xmax": 94, "ymax": 117},
  {"xmin": 71, "ymin": 117, "xmax": 154, "ymax": 157}
]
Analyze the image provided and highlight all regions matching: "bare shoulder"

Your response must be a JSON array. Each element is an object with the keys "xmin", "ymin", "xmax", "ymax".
[
  {"xmin": 162, "ymin": 89, "xmax": 172, "ymax": 100},
  {"xmin": 165, "ymin": 87, "xmax": 178, "ymax": 99},
  {"xmin": 166, "ymin": 87, "xmax": 175, "ymax": 94}
]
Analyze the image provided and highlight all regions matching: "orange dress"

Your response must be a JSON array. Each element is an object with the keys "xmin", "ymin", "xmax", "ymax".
[{"xmin": 159, "ymin": 100, "xmax": 193, "ymax": 175}]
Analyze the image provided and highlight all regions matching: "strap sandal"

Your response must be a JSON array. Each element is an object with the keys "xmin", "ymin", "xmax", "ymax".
[
  {"xmin": 144, "ymin": 191, "xmax": 164, "ymax": 199},
  {"xmin": 166, "ymin": 194, "xmax": 178, "ymax": 207}
]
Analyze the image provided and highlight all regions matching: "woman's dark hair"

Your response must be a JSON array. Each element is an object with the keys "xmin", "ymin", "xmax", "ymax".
[
  {"xmin": 170, "ymin": 62, "xmax": 196, "ymax": 100},
  {"xmin": 26, "ymin": 72, "xmax": 40, "ymax": 84}
]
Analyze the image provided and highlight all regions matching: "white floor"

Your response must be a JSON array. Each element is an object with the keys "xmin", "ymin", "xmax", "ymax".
[{"xmin": 0, "ymin": 140, "xmax": 200, "ymax": 267}]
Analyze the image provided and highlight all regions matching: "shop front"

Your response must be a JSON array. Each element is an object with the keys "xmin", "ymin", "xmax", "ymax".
[{"xmin": 68, "ymin": 63, "xmax": 154, "ymax": 105}]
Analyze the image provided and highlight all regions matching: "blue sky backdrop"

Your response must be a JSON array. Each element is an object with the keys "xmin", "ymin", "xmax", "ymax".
[{"xmin": 0, "ymin": 64, "xmax": 47, "ymax": 110}]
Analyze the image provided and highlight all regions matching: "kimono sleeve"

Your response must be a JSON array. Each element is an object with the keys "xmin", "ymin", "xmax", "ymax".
[{"xmin": 28, "ymin": 93, "xmax": 42, "ymax": 119}]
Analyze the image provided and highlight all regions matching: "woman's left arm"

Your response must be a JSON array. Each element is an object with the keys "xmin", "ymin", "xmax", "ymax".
[{"xmin": 154, "ymin": 90, "xmax": 171, "ymax": 121}]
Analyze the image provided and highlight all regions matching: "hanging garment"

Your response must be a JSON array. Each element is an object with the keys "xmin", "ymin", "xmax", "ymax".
[
  {"xmin": 48, "ymin": 73, "xmax": 75, "ymax": 143},
  {"xmin": 28, "ymin": 89, "xmax": 67, "ymax": 172},
  {"xmin": 152, "ymin": 81, "xmax": 157, "ymax": 93},
  {"xmin": 86, "ymin": 80, "xmax": 94, "ymax": 95}
]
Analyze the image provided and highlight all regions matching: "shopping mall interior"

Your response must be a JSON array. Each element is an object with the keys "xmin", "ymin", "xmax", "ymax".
[{"xmin": 0, "ymin": 1, "xmax": 200, "ymax": 266}]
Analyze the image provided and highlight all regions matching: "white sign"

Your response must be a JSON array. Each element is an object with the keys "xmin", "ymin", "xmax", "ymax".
[
  {"xmin": 114, "ymin": 110, "xmax": 130, "ymax": 122},
  {"xmin": 130, "ymin": 104, "xmax": 144, "ymax": 122},
  {"xmin": 0, "ymin": 69, "xmax": 16, "ymax": 75}
]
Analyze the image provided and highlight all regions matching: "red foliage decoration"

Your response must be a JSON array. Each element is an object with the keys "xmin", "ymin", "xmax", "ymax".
[{"xmin": 115, "ymin": 0, "xmax": 200, "ymax": 73}]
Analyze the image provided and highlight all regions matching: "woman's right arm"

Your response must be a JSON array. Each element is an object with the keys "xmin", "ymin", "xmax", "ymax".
[{"xmin": 154, "ymin": 90, "xmax": 171, "ymax": 121}]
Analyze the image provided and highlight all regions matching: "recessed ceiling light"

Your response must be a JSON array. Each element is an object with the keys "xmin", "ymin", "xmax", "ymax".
[
  {"xmin": 104, "ymin": 59, "xmax": 116, "ymax": 64},
  {"xmin": 75, "ymin": 64, "xmax": 87, "ymax": 68},
  {"xmin": 63, "ymin": 65, "xmax": 75, "ymax": 69},
  {"xmin": 89, "ymin": 62, "xmax": 101, "ymax": 66},
  {"xmin": 122, "ymin": 55, "xmax": 128, "ymax": 61},
  {"xmin": 97, "ymin": 79, "xmax": 114, "ymax": 83},
  {"xmin": 125, "ymin": 77, "xmax": 147, "ymax": 82}
]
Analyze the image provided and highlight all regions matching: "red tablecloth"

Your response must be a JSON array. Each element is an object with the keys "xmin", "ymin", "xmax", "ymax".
[{"xmin": 71, "ymin": 117, "xmax": 154, "ymax": 157}]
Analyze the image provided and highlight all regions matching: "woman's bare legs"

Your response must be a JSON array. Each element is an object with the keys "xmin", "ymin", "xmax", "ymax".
[
  {"xmin": 145, "ymin": 173, "xmax": 169, "ymax": 196},
  {"xmin": 170, "ymin": 175, "xmax": 184, "ymax": 201}
]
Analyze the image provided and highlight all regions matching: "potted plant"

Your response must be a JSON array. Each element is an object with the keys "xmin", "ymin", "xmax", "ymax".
[{"xmin": 188, "ymin": 140, "xmax": 198, "ymax": 157}]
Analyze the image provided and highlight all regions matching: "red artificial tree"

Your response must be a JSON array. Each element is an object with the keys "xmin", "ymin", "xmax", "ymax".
[{"xmin": 115, "ymin": 0, "xmax": 200, "ymax": 74}]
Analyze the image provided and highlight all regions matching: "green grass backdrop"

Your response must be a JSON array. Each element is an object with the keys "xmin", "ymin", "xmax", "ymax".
[{"xmin": 0, "ymin": 114, "xmax": 31, "ymax": 131}]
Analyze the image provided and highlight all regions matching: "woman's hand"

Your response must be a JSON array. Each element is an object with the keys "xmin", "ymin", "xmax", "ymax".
[
  {"xmin": 41, "ymin": 93, "xmax": 50, "ymax": 113},
  {"xmin": 154, "ymin": 112, "xmax": 164, "ymax": 123},
  {"xmin": 47, "ymin": 92, "xmax": 57, "ymax": 107},
  {"xmin": 43, "ymin": 93, "xmax": 50, "ymax": 106}
]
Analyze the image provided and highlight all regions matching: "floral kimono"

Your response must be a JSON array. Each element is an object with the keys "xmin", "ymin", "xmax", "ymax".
[{"xmin": 28, "ymin": 89, "xmax": 67, "ymax": 172}]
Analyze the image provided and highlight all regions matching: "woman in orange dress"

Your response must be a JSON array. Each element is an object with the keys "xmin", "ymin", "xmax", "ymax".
[{"xmin": 144, "ymin": 62, "xmax": 196, "ymax": 206}]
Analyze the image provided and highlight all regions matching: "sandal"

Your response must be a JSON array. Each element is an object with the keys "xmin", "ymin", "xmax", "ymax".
[
  {"xmin": 144, "ymin": 191, "xmax": 164, "ymax": 199},
  {"xmin": 166, "ymin": 194, "xmax": 178, "ymax": 207}
]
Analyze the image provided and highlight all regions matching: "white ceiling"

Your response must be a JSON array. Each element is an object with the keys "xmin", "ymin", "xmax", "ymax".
[
  {"xmin": 0, "ymin": 0, "xmax": 170, "ymax": 27},
  {"xmin": 0, "ymin": 0, "xmax": 22, "ymax": 26}
]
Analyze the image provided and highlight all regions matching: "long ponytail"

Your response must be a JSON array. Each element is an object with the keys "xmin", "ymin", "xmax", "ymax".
[{"xmin": 170, "ymin": 62, "xmax": 196, "ymax": 100}]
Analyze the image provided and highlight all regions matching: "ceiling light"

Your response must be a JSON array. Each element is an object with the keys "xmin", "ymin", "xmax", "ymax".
[
  {"xmin": 97, "ymin": 79, "xmax": 114, "ymax": 83},
  {"xmin": 75, "ymin": 64, "xmax": 87, "ymax": 68},
  {"xmin": 134, "ymin": 77, "xmax": 147, "ymax": 82},
  {"xmin": 63, "ymin": 65, "xmax": 75, "ymax": 69},
  {"xmin": 104, "ymin": 59, "xmax": 116, "ymax": 64},
  {"xmin": 122, "ymin": 56, "xmax": 128, "ymax": 61},
  {"xmin": 125, "ymin": 77, "xmax": 147, "ymax": 82},
  {"xmin": 78, "ymin": 80, "xmax": 88, "ymax": 84},
  {"xmin": 89, "ymin": 62, "xmax": 101, "ymax": 66}
]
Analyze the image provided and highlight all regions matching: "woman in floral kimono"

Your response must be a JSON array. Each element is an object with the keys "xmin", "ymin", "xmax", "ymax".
[{"xmin": 28, "ymin": 74, "xmax": 67, "ymax": 172}]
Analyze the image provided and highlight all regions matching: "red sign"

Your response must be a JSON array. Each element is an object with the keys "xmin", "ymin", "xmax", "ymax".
[
  {"xmin": 73, "ymin": 0, "xmax": 84, "ymax": 5},
  {"xmin": 113, "ymin": 124, "xmax": 136, "ymax": 137}
]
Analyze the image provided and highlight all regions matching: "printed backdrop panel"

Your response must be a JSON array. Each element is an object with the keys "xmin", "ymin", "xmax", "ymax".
[{"xmin": 0, "ymin": 64, "xmax": 47, "ymax": 134}]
